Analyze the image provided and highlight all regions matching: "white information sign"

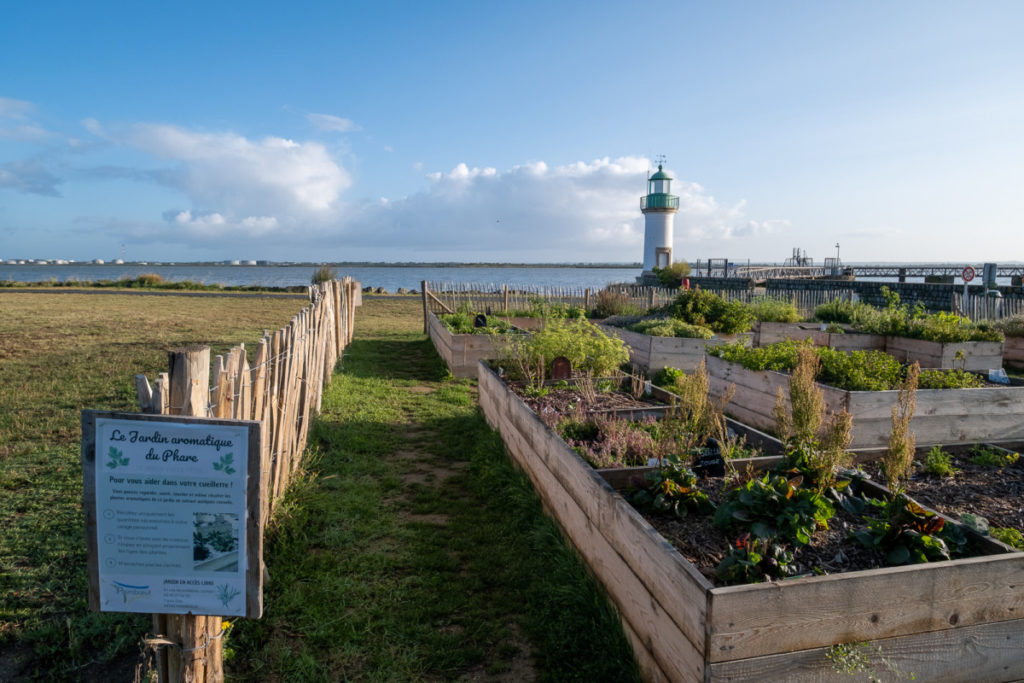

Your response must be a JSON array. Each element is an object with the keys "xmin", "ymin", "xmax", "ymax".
[{"xmin": 92, "ymin": 416, "xmax": 252, "ymax": 616}]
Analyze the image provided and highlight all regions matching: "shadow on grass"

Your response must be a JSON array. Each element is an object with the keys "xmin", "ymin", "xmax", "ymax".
[{"xmin": 339, "ymin": 338, "xmax": 451, "ymax": 382}]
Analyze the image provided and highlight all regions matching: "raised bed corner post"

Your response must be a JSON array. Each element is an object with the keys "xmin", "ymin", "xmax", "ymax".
[
  {"xmin": 421, "ymin": 280, "xmax": 430, "ymax": 334},
  {"xmin": 152, "ymin": 345, "xmax": 225, "ymax": 683}
]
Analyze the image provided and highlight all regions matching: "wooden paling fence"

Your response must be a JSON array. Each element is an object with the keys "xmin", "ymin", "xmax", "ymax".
[
  {"xmin": 132, "ymin": 277, "xmax": 360, "ymax": 683},
  {"xmin": 953, "ymin": 291, "xmax": 1024, "ymax": 321},
  {"xmin": 423, "ymin": 280, "xmax": 854, "ymax": 319}
]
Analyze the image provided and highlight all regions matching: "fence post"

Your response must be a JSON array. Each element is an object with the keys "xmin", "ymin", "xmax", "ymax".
[
  {"xmin": 156, "ymin": 345, "xmax": 224, "ymax": 682},
  {"xmin": 421, "ymin": 280, "xmax": 430, "ymax": 333},
  {"xmin": 503, "ymin": 285, "xmax": 509, "ymax": 313}
]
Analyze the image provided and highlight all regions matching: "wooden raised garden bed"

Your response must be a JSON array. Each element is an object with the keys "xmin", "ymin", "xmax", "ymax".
[
  {"xmin": 597, "ymin": 323, "xmax": 748, "ymax": 372},
  {"xmin": 427, "ymin": 312, "xmax": 518, "ymax": 378},
  {"xmin": 1002, "ymin": 336, "xmax": 1024, "ymax": 371},
  {"xmin": 753, "ymin": 323, "xmax": 1002, "ymax": 371},
  {"xmin": 478, "ymin": 361, "xmax": 1024, "ymax": 682},
  {"xmin": 705, "ymin": 354, "xmax": 1024, "ymax": 449}
]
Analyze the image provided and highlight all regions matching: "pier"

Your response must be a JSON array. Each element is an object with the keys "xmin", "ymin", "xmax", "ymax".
[{"xmin": 694, "ymin": 263, "xmax": 1024, "ymax": 282}]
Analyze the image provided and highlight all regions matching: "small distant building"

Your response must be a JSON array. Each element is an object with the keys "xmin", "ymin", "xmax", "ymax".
[
  {"xmin": 243, "ymin": 260, "xmax": 257, "ymax": 266},
  {"xmin": 93, "ymin": 259, "xmax": 105, "ymax": 264},
  {"xmin": 112, "ymin": 259, "xmax": 124, "ymax": 264},
  {"xmin": 638, "ymin": 164, "xmax": 679, "ymax": 281}
]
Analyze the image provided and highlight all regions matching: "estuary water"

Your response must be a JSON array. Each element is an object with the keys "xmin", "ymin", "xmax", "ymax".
[{"xmin": 0, "ymin": 263, "xmax": 643, "ymax": 291}]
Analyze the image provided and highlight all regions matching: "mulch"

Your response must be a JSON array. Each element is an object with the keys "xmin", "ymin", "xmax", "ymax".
[
  {"xmin": 643, "ymin": 473, "xmax": 889, "ymax": 586},
  {"xmin": 860, "ymin": 451, "xmax": 1024, "ymax": 532}
]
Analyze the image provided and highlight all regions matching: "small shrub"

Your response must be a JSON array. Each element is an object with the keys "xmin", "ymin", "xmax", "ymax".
[
  {"xmin": 749, "ymin": 297, "xmax": 801, "ymax": 323},
  {"xmin": 135, "ymin": 273, "xmax": 164, "ymax": 286},
  {"xmin": 592, "ymin": 289, "xmax": 645, "ymax": 318},
  {"xmin": 995, "ymin": 315, "xmax": 1024, "ymax": 338},
  {"xmin": 665, "ymin": 288, "xmax": 753, "ymax": 334},
  {"xmin": 498, "ymin": 318, "xmax": 629, "ymax": 382},
  {"xmin": 311, "ymin": 265, "xmax": 338, "ymax": 284},
  {"xmin": 651, "ymin": 261, "xmax": 691, "ymax": 288},
  {"xmin": 922, "ymin": 446, "xmax": 959, "ymax": 477}
]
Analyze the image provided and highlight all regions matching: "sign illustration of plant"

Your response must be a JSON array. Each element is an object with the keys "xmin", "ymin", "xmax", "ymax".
[
  {"xmin": 216, "ymin": 583, "xmax": 241, "ymax": 608},
  {"xmin": 106, "ymin": 446, "xmax": 129, "ymax": 469},
  {"xmin": 212, "ymin": 452, "xmax": 235, "ymax": 475}
]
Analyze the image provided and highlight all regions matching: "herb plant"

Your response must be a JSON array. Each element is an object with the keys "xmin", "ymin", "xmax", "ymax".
[
  {"xmin": 715, "ymin": 534, "xmax": 796, "ymax": 584},
  {"xmin": 969, "ymin": 446, "xmax": 1020, "ymax": 468},
  {"xmin": 921, "ymin": 446, "xmax": 959, "ymax": 477},
  {"xmin": 852, "ymin": 494, "xmax": 967, "ymax": 565},
  {"xmin": 714, "ymin": 473, "xmax": 835, "ymax": 546},
  {"xmin": 628, "ymin": 454, "xmax": 714, "ymax": 519}
]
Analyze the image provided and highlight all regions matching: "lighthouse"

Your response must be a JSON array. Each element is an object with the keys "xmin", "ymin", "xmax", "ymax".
[{"xmin": 639, "ymin": 164, "xmax": 679, "ymax": 280}]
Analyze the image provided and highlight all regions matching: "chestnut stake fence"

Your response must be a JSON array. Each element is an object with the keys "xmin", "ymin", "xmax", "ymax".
[
  {"xmin": 421, "ymin": 280, "xmax": 855, "ymax": 321},
  {"xmin": 132, "ymin": 277, "xmax": 360, "ymax": 683}
]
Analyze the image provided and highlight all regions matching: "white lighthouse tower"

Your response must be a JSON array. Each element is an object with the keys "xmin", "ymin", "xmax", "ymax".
[{"xmin": 639, "ymin": 164, "xmax": 679, "ymax": 281}]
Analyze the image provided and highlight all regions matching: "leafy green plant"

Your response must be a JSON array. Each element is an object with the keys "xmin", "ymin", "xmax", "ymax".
[
  {"xmin": 665, "ymin": 288, "xmax": 754, "ymax": 334},
  {"xmin": 438, "ymin": 311, "xmax": 513, "ymax": 335},
  {"xmin": 628, "ymin": 454, "xmax": 714, "ymax": 519},
  {"xmin": 714, "ymin": 533, "xmax": 796, "ymax": 584},
  {"xmin": 749, "ymin": 297, "xmax": 801, "ymax": 323},
  {"xmin": 628, "ymin": 318, "xmax": 713, "ymax": 339},
  {"xmin": 709, "ymin": 339, "xmax": 804, "ymax": 372},
  {"xmin": 991, "ymin": 527, "xmax": 1024, "ymax": 550},
  {"xmin": 969, "ymin": 445, "xmax": 1020, "ymax": 468},
  {"xmin": 852, "ymin": 493, "xmax": 967, "ymax": 565},
  {"xmin": 921, "ymin": 446, "xmax": 959, "ymax": 477},
  {"xmin": 816, "ymin": 346, "xmax": 905, "ymax": 391},
  {"xmin": 714, "ymin": 473, "xmax": 835, "ymax": 546}
]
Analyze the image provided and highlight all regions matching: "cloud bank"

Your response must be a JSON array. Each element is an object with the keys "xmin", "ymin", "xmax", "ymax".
[{"xmin": 0, "ymin": 102, "xmax": 780, "ymax": 260}]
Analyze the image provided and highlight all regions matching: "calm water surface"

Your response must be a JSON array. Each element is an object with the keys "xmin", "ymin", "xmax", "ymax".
[{"xmin": 0, "ymin": 264, "xmax": 643, "ymax": 291}]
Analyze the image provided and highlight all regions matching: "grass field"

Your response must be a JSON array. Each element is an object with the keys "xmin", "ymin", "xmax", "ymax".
[{"xmin": 0, "ymin": 291, "xmax": 637, "ymax": 681}]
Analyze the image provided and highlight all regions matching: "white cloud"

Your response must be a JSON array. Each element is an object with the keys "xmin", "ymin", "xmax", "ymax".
[
  {"xmin": 0, "ymin": 96, "xmax": 34, "ymax": 119},
  {"xmin": 306, "ymin": 113, "xmax": 360, "ymax": 133},
  {"xmin": 87, "ymin": 120, "xmax": 351, "ymax": 216},
  {"xmin": 330, "ymin": 156, "xmax": 777, "ymax": 261}
]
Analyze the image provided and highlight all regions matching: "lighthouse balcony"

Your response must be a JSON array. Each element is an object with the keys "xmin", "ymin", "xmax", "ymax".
[{"xmin": 640, "ymin": 194, "xmax": 679, "ymax": 210}]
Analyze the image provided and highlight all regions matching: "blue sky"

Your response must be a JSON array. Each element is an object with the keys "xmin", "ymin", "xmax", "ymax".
[{"xmin": 1, "ymin": 1, "xmax": 1022, "ymax": 263}]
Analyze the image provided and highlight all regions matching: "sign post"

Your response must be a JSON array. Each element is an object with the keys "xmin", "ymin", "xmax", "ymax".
[
  {"xmin": 82, "ymin": 411, "xmax": 262, "ymax": 680},
  {"xmin": 962, "ymin": 265, "xmax": 976, "ymax": 308}
]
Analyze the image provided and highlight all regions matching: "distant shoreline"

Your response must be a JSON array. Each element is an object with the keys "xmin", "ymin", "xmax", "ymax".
[{"xmin": 1, "ymin": 261, "xmax": 644, "ymax": 269}]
